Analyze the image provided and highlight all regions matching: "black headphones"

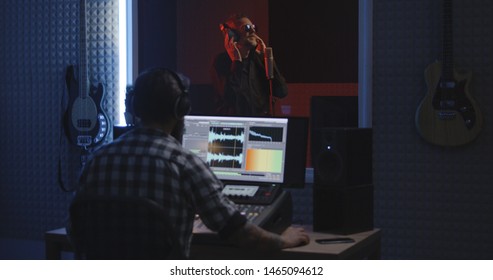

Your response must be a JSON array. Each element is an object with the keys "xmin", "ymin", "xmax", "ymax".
[
  {"xmin": 131, "ymin": 68, "xmax": 191, "ymax": 122},
  {"xmin": 220, "ymin": 22, "xmax": 240, "ymax": 42},
  {"xmin": 168, "ymin": 69, "xmax": 192, "ymax": 119}
]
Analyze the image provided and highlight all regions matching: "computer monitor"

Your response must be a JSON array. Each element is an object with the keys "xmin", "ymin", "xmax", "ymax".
[{"xmin": 183, "ymin": 115, "xmax": 308, "ymax": 188}]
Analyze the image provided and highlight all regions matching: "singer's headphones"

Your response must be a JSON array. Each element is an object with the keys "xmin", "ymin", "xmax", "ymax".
[
  {"xmin": 219, "ymin": 22, "xmax": 240, "ymax": 42},
  {"xmin": 131, "ymin": 68, "xmax": 191, "ymax": 122}
]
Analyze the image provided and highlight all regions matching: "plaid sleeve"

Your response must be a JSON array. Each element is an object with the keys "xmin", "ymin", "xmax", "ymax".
[{"xmin": 182, "ymin": 153, "xmax": 245, "ymax": 236}]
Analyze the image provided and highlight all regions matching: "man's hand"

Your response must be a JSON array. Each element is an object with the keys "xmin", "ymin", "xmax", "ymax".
[
  {"xmin": 254, "ymin": 34, "xmax": 267, "ymax": 54},
  {"xmin": 224, "ymin": 35, "xmax": 242, "ymax": 61},
  {"xmin": 279, "ymin": 226, "xmax": 310, "ymax": 248},
  {"xmin": 228, "ymin": 223, "xmax": 309, "ymax": 252}
]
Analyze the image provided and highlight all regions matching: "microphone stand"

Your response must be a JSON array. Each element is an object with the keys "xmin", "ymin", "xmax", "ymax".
[
  {"xmin": 264, "ymin": 47, "xmax": 275, "ymax": 116},
  {"xmin": 268, "ymin": 77, "xmax": 274, "ymax": 116}
]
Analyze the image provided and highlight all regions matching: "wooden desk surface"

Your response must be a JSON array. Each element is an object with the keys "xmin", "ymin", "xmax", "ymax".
[
  {"xmin": 45, "ymin": 227, "xmax": 380, "ymax": 260},
  {"xmin": 283, "ymin": 229, "xmax": 380, "ymax": 259},
  {"xmin": 190, "ymin": 228, "xmax": 381, "ymax": 260}
]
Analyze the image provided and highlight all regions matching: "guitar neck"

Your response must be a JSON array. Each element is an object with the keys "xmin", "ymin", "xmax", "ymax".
[
  {"xmin": 79, "ymin": 0, "xmax": 89, "ymax": 98},
  {"xmin": 442, "ymin": 0, "xmax": 454, "ymax": 82}
]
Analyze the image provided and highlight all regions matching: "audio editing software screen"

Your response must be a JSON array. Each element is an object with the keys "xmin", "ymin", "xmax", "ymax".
[{"xmin": 183, "ymin": 115, "xmax": 289, "ymax": 184}]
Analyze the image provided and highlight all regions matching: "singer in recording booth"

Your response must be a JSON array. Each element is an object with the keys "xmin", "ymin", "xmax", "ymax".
[{"xmin": 211, "ymin": 13, "xmax": 288, "ymax": 116}]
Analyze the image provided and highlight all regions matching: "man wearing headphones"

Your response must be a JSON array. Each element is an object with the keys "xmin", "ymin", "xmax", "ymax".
[{"xmin": 74, "ymin": 68, "xmax": 308, "ymax": 258}]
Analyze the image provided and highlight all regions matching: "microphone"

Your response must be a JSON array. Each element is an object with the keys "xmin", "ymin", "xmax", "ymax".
[{"xmin": 264, "ymin": 47, "xmax": 274, "ymax": 80}]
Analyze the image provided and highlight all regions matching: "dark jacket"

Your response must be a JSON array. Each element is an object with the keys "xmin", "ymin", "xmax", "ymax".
[{"xmin": 212, "ymin": 50, "xmax": 288, "ymax": 116}]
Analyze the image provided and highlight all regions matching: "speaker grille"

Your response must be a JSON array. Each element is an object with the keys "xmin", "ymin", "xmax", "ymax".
[{"xmin": 312, "ymin": 128, "xmax": 372, "ymax": 187}]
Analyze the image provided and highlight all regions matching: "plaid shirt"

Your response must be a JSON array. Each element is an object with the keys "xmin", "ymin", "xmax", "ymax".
[{"xmin": 77, "ymin": 127, "xmax": 245, "ymax": 257}]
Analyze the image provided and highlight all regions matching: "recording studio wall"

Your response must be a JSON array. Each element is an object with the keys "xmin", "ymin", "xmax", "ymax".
[
  {"xmin": 0, "ymin": 0, "xmax": 120, "ymax": 247},
  {"xmin": 373, "ymin": 0, "xmax": 493, "ymax": 259}
]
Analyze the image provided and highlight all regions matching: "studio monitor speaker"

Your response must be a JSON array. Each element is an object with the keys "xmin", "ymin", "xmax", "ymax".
[
  {"xmin": 313, "ymin": 184, "xmax": 373, "ymax": 234},
  {"xmin": 311, "ymin": 128, "xmax": 372, "ymax": 187}
]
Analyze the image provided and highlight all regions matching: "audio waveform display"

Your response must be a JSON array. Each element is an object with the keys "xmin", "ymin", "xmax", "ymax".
[
  {"xmin": 206, "ymin": 152, "xmax": 243, "ymax": 165},
  {"xmin": 249, "ymin": 130, "xmax": 272, "ymax": 141},
  {"xmin": 245, "ymin": 149, "xmax": 283, "ymax": 173},
  {"xmin": 208, "ymin": 128, "xmax": 245, "ymax": 143},
  {"xmin": 207, "ymin": 126, "xmax": 245, "ymax": 168},
  {"xmin": 248, "ymin": 127, "xmax": 283, "ymax": 142}
]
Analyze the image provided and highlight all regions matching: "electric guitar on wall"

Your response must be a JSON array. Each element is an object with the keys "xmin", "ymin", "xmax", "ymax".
[
  {"xmin": 65, "ymin": 0, "xmax": 109, "ymax": 151},
  {"xmin": 415, "ymin": 0, "xmax": 482, "ymax": 146}
]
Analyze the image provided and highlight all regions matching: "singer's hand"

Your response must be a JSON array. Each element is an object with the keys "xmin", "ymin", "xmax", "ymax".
[
  {"xmin": 254, "ymin": 34, "xmax": 266, "ymax": 54},
  {"xmin": 224, "ymin": 35, "xmax": 242, "ymax": 61}
]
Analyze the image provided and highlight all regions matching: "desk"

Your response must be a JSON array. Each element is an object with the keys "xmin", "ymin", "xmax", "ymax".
[{"xmin": 44, "ymin": 227, "xmax": 380, "ymax": 260}]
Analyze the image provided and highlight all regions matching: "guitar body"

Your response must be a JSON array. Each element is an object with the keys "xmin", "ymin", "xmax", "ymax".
[
  {"xmin": 65, "ymin": 65, "xmax": 109, "ymax": 149},
  {"xmin": 415, "ymin": 61, "xmax": 482, "ymax": 146}
]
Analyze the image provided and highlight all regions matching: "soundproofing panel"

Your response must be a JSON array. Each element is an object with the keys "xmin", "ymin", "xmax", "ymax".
[
  {"xmin": 374, "ymin": 0, "xmax": 493, "ymax": 259},
  {"xmin": 0, "ymin": 0, "xmax": 120, "ymax": 242}
]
